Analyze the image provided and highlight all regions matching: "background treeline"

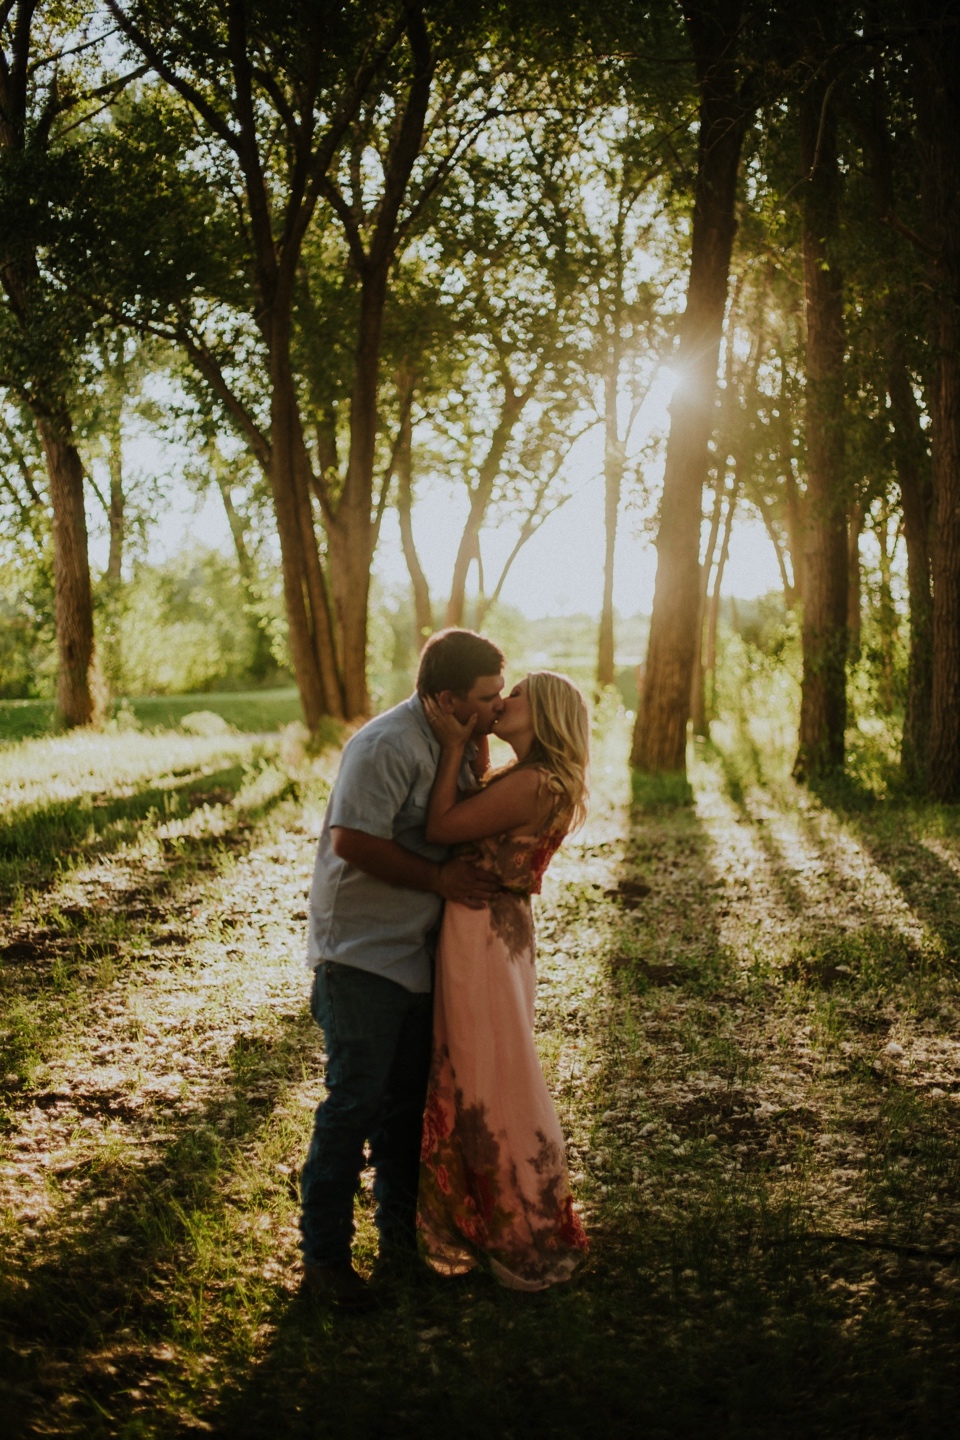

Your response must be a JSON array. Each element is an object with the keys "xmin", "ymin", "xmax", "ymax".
[{"xmin": 1, "ymin": 1, "xmax": 958, "ymax": 798}]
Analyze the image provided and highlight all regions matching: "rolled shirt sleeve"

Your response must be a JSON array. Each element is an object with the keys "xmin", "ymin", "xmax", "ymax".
[{"xmin": 326, "ymin": 733, "xmax": 415, "ymax": 841}]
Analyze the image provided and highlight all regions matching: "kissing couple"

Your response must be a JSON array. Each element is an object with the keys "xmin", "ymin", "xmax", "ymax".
[{"xmin": 298, "ymin": 628, "xmax": 590, "ymax": 1308}]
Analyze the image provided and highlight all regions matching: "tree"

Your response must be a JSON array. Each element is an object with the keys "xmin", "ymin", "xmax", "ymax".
[
  {"xmin": 390, "ymin": 114, "xmax": 602, "ymax": 636},
  {"xmin": 631, "ymin": 0, "xmax": 752, "ymax": 773},
  {"xmin": 572, "ymin": 114, "xmax": 670, "ymax": 692},
  {"xmin": 107, "ymin": 0, "xmax": 532, "ymax": 723},
  {"xmin": 791, "ymin": 8, "xmax": 849, "ymax": 781},
  {"xmin": 911, "ymin": 0, "xmax": 960, "ymax": 800},
  {"xmin": 0, "ymin": 2, "xmax": 124, "ymax": 725}
]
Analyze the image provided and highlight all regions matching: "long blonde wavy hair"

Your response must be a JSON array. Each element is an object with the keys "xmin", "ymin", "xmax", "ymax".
[{"xmin": 516, "ymin": 670, "xmax": 590, "ymax": 831}]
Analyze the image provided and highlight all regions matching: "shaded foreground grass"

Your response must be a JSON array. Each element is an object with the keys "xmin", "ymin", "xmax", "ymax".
[{"xmin": 2, "ymin": 717, "xmax": 960, "ymax": 1436}]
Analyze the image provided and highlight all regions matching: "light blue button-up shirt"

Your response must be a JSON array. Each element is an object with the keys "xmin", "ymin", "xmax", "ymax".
[{"xmin": 306, "ymin": 694, "xmax": 473, "ymax": 993}]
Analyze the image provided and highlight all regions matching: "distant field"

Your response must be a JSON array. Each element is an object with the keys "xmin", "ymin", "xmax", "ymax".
[{"xmin": 0, "ymin": 687, "xmax": 305, "ymax": 742}]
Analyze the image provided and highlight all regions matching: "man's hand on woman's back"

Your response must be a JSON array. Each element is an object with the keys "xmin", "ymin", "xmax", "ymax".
[{"xmin": 435, "ymin": 858, "xmax": 500, "ymax": 909}]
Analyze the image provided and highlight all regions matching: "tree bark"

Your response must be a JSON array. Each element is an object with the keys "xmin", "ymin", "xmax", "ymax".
[
  {"xmin": 327, "ymin": 269, "xmax": 389, "ymax": 717},
  {"xmin": 793, "ymin": 65, "xmax": 848, "ymax": 782},
  {"xmin": 214, "ymin": 472, "xmax": 275, "ymax": 681},
  {"xmin": 859, "ymin": 49, "xmax": 935, "ymax": 785},
  {"xmin": 444, "ymin": 383, "xmax": 530, "ymax": 629},
  {"xmin": 106, "ymin": 423, "xmax": 124, "ymax": 584},
  {"xmin": 268, "ymin": 336, "xmax": 343, "ymax": 727},
  {"xmin": 887, "ymin": 347, "xmax": 933, "ymax": 787},
  {"xmin": 34, "ymin": 412, "xmax": 98, "ymax": 727},
  {"xmin": 704, "ymin": 476, "xmax": 739, "ymax": 710},
  {"xmin": 396, "ymin": 404, "xmax": 434, "ymax": 645},
  {"xmin": 631, "ymin": 0, "xmax": 748, "ymax": 772},
  {"xmin": 690, "ymin": 476, "xmax": 723, "ymax": 734},
  {"xmin": 0, "ymin": 8, "xmax": 97, "ymax": 729},
  {"xmin": 847, "ymin": 501, "xmax": 864, "ymax": 665},
  {"xmin": 914, "ymin": 6, "xmax": 960, "ymax": 801},
  {"xmin": 597, "ymin": 363, "xmax": 625, "ymax": 690}
]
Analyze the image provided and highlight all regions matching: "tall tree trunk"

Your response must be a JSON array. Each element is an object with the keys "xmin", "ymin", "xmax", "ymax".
[
  {"xmin": 631, "ymin": 0, "xmax": 747, "ymax": 772},
  {"xmin": 445, "ymin": 387, "xmax": 529, "ymax": 629},
  {"xmin": 214, "ymin": 473, "xmax": 275, "ymax": 681},
  {"xmin": 597, "ymin": 364, "xmax": 624, "ymax": 689},
  {"xmin": 106, "ymin": 424, "xmax": 124, "ymax": 584},
  {"xmin": 268, "ymin": 340, "xmax": 343, "ymax": 728},
  {"xmin": 34, "ymin": 412, "xmax": 98, "ymax": 727},
  {"xmin": 704, "ymin": 476, "xmax": 739, "ymax": 713},
  {"xmin": 757, "ymin": 497, "xmax": 795, "ymax": 605},
  {"xmin": 396, "ymin": 405, "xmax": 433, "ymax": 645},
  {"xmin": 328, "ymin": 270, "xmax": 389, "ymax": 718},
  {"xmin": 793, "ymin": 65, "xmax": 848, "ymax": 781},
  {"xmin": 691, "ymin": 476, "xmax": 723, "ymax": 734},
  {"xmin": 887, "ymin": 349, "xmax": 933, "ymax": 786},
  {"xmin": 915, "ymin": 6, "xmax": 960, "ymax": 800},
  {"xmin": 847, "ymin": 501, "xmax": 864, "ymax": 664},
  {"xmin": 859, "ymin": 54, "xmax": 935, "ymax": 783}
]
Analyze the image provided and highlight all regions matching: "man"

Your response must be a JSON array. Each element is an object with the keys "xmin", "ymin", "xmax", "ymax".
[{"xmin": 299, "ymin": 628, "xmax": 506, "ymax": 1307}]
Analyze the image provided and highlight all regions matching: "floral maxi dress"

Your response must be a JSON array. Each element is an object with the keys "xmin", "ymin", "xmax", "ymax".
[{"xmin": 418, "ymin": 800, "xmax": 589, "ymax": 1291}]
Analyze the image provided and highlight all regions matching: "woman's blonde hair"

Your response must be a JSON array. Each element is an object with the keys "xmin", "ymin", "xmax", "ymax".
[{"xmin": 523, "ymin": 670, "xmax": 590, "ymax": 831}]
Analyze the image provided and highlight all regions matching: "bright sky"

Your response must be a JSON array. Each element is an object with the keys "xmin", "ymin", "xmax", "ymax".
[
  {"xmin": 373, "ymin": 443, "xmax": 782, "ymax": 620},
  {"xmin": 92, "ymin": 370, "xmax": 784, "ymax": 622}
]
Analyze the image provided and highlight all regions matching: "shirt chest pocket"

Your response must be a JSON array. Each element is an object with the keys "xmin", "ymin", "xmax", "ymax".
[{"xmin": 395, "ymin": 775, "xmax": 434, "ymax": 834}]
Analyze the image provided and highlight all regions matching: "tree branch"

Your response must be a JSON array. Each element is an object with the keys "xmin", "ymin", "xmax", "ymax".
[
  {"xmin": 373, "ymin": 381, "xmax": 415, "ymax": 537},
  {"xmin": 177, "ymin": 330, "xmax": 272, "ymax": 470},
  {"xmin": 319, "ymin": 174, "xmax": 368, "ymax": 273},
  {"xmin": 367, "ymin": 2, "xmax": 435, "ymax": 273},
  {"xmin": 105, "ymin": 0, "xmax": 239, "ymax": 152},
  {"xmin": 81, "ymin": 463, "xmax": 109, "ymax": 515}
]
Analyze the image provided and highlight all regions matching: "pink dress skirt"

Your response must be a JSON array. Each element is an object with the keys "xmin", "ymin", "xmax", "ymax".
[{"xmin": 418, "ymin": 824, "xmax": 589, "ymax": 1291}]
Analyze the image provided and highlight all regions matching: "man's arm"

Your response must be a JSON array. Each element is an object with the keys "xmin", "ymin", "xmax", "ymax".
[{"xmin": 330, "ymin": 827, "xmax": 499, "ymax": 909}]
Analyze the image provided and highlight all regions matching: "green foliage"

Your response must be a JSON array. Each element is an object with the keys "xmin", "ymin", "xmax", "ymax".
[
  {"xmin": 99, "ymin": 547, "xmax": 285, "ymax": 697},
  {"xmin": 712, "ymin": 600, "xmax": 802, "ymax": 778},
  {"xmin": 630, "ymin": 767, "xmax": 694, "ymax": 808},
  {"xmin": 0, "ymin": 542, "xmax": 56, "ymax": 700}
]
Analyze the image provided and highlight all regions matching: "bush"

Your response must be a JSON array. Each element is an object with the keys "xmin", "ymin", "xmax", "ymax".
[{"xmin": 103, "ymin": 548, "xmax": 287, "ymax": 696}]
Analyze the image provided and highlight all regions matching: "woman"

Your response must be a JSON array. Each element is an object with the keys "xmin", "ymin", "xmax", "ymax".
[{"xmin": 418, "ymin": 670, "xmax": 590, "ymax": 1291}]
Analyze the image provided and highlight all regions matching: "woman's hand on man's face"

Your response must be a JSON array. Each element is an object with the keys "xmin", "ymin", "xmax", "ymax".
[{"xmin": 423, "ymin": 695, "xmax": 477, "ymax": 751}]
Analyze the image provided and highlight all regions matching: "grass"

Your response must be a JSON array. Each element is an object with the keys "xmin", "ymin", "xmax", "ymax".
[
  {"xmin": 2, "ymin": 709, "xmax": 960, "ymax": 1436},
  {"xmin": 0, "ymin": 687, "xmax": 306, "ymax": 742}
]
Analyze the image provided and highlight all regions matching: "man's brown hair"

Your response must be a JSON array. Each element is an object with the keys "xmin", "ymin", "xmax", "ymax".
[{"xmin": 416, "ymin": 628, "xmax": 505, "ymax": 698}]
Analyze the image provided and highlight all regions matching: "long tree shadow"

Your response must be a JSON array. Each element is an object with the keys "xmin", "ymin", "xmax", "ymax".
[
  {"xmin": 0, "ymin": 1008, "xmax": 320, "ymax": 1439},
  {"xmin": 0, "ymin": 770, "xmax": 297, "ymax": 1088},
  {"xmin": 707, "ymin": 736, "xmax": 947, "ymax": 980},
  {"xmin": 811, "ymin": 782, "xmax": 960, "ymax": 961},
  {"xmin": 0, "ymin": 763, "xmax": 254, "ymax": 906}
]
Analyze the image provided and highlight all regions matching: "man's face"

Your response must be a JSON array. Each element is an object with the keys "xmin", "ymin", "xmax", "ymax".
[{"xmin": 441, "ymin": 673, "xmax": 505, "ymax": 735}]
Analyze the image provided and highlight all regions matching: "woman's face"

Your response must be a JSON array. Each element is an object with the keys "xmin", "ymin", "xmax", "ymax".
[{"xmin": 493, "ymin": 677, "xmax": 533, "ymax": 746}]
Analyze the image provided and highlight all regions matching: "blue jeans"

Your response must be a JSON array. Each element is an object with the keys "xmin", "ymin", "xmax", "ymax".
[{"xmin": 299, "ymin": 961, "xmax": 433, "ymax": 1267}]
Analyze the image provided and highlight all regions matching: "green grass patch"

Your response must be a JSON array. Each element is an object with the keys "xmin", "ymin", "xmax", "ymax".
[
  {"xmin": 629, "ymin": 766, "xmax": 694, "ymax": 809},
  {"xmin": 0, "ymin": 687, "xmax": 306, "ymax": 742}
]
